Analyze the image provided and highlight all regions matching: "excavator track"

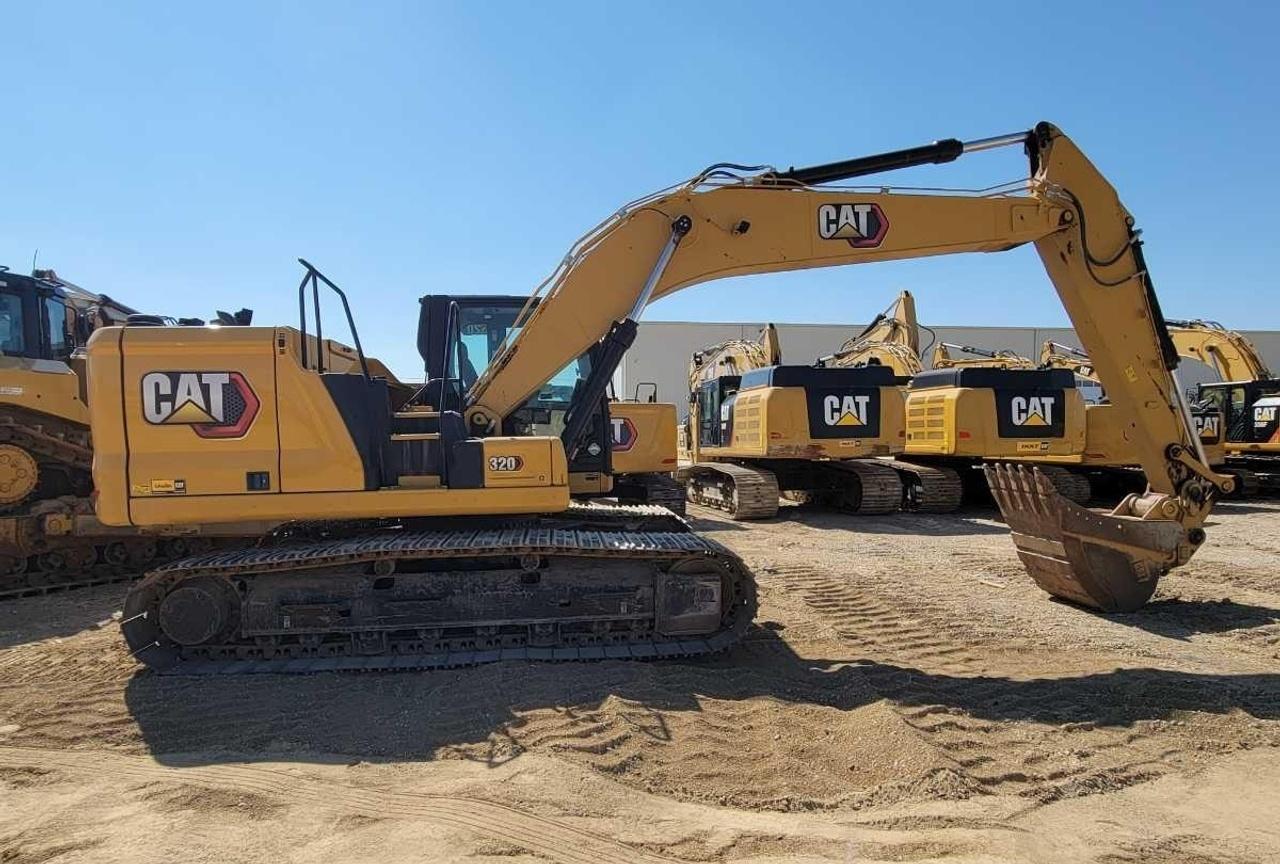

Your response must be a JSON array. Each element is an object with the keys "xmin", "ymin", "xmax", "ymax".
[
  {"xmin": 120, "ymin": 510, "xmax": 757, "ymax": 675},
  {"xmin": 1033, "ymin": 465, "xmax": 1093, "ymax": 504},
  {"xmin": 683, "ymin": 463, "xmax": 780, "ymax": 520},
  {"xmin": 613, "ymin": 472, "xmax": 687, "ymax": 516},
  {"xmin": 817, "ymin": 460, "xmax": 903, "ymax": 515},
  {"xmin": 889, "ymin": 459, "xmax": 964, "ymax": 513}
]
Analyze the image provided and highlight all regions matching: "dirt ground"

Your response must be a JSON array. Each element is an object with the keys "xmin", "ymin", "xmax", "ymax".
[{"xmin": 1, "ymin": 499, "xmax": 1278, "ymax": 864}]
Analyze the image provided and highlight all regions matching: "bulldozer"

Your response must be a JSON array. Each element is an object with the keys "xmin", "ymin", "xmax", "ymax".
[
  {"xmin": 0, "ymin": 268, "xmax": 274, "ymax": 597},
  {"xmin": 89, "ymin": 122, "xmax": 1228, "ymax": 674}
]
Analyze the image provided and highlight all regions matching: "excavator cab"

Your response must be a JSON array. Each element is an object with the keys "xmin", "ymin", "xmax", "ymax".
[
  {"xmin": 417, "ymin": 293, "xmax": 681, "ymax": 508},
  {"xmin": 1198, "ymin": 380, "xmax": 1280, "ymax": 449}
]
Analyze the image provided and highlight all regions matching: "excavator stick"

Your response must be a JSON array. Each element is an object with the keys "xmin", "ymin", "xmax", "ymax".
[{"xmin": 985, "ymin": 464, "xmax": 1184, "ymax": 612}]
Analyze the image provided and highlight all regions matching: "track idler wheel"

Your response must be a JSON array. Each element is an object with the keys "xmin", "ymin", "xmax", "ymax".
[
  {"xmin": 0, "ymin": 444, "xmax": 39, "ymax": 506},
  {"xmin": 985, "ymin": 463, "xmax": 1190, "ymax": 613},
  {"xmin": 122, "ymin": 575, "xmax": 240, "ymax": 671}
]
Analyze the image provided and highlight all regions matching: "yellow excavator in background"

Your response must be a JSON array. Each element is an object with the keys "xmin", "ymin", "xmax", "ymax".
[
  {"xmin": 0, "ymin": 268, "xmax": 272, "ymax": 597},
  {"xmin": 931, "ymin": 341, "xmax": 1034, "ymax": 370},
  {"xmin": 89, "ymin": 122, "xmax": 1227, "ymax": 674},
  {"xmin": 680, "ymin": 298, "xmax": 963, "ymax": 518},
  {"xmin": 820, "ymin": 290, "xmax": 925, "ymax": 379},
  {"xmin": 1165, "ymin": 320, "xmax": 1279, "ymax": 493},
  {"xmin": 682, "ymin": 321, "xmax": 916, "ymax": 518}
]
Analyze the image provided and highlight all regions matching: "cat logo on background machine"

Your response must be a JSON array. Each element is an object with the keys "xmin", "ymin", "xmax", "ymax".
[
  {"xmin": 807, "ymin": 388, "xmax": 881, "ymax": 438},
  {"xmin": 816, "ymin": 203, "xmax": 889, "ymax": 248},
  {"xmin": 141, "ymin": 371, "xmax": 260, "ymax": 438},
  {"xmin": 996, "ymin": 389, "xmax": 1066, "ymax": 438}
]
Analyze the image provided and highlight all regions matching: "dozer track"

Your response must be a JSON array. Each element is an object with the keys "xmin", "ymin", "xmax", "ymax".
[
  {"xmin": 986, "ymin": 463, "xmax": 1187, "ymax": 613},
  {"xmin": 120, "ymin": 505, "xmax": 756, "ymax": 675},
  {"xmin": 683, "ymin": 463, "xmax": 780, "ymax": 520},
  {"xmin": 889, "ymin": 460, "xmax": 964, "ymax": 513},
  {"xmin": 0, "ymin": 410, "xmax": 94, "ymax": 508}
]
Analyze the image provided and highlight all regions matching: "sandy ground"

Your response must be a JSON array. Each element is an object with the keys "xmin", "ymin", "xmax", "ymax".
[{"xmin": 1, "ymin": 499, "xmax": 1278, "ymax": 863}]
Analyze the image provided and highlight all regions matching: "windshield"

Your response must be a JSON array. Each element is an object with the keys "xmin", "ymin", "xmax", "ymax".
[{"xmin": 0, "ymin": 291, "xmax": 26, "ymax": 355}]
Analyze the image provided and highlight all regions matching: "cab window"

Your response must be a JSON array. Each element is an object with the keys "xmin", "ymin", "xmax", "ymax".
[
  {"xmin": 0, "ymin": 292, "xmax": 25, "ymax": 355},
  {"xmin": 44, "ymin": 297, "xmax": 73, "ymax": 359}
]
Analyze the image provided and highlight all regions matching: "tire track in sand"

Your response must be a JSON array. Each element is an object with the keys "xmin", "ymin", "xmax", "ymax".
[
  {"xmin": 770, "ymin": 564, "xmax": 1243, "ymax": 804},
  {"xmin": 0, "ymin": 745, "xmax": 675, "ymax": 864}
]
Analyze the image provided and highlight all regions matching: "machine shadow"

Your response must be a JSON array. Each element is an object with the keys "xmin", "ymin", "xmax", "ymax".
[
  {"xmin": 1104, "ymin": 597, "xmax": 1280, "ymax": 639},
  {"xmin": 123, "ymin": 627, "xmax": 1280, "ymax": 768}
]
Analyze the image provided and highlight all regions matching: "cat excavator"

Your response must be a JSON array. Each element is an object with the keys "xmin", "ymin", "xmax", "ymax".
[
  {"xmin": 680, "ymin": 289, "xmax": 961, "ymax": 518},
  {"xmin": 819, "ymin": 290, "xmax": 925, "ymax": 379},
  {"xmin": 681, "ymin": 319, "xmax": 916, "ymax": 518},
  {"xmin": 931, "ymin": 341, "xmax": 1034, "ymax": 370},
  {"xmin": 93, "ymin": 122, "xmax": 1228, "ymax": 674},
  {"xmin": 1165, "ymin": 320, "xmax": 1279, "ymax": 493}
]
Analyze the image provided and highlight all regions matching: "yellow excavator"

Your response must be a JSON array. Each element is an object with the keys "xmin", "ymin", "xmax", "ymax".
[
  {"xmin": 679, "ymin": 290, "xmax": 962, "ymax": 518},
  {"xmin": 90, "ymin": 122, "xmax": 1228, "ymax": 673},
  {"xmin": 680, "ymin": 319, "xmax": 958, "ymax": 518},
  {"xmin": 1165, "ymin": 320, "xmax": 1279, "ymax": 493},
  {"xmin": 820, "ymin": 290, "xmax": 925, "ymax": 379},
  {"xmin": 931, "ymin": 341, "xmax": 1035, "ymax": 370}
]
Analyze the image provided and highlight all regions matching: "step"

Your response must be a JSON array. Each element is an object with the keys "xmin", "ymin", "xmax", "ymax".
[
  {"xmin": 398, "ymin": 474, "xmax": 442, "ymax": 488},
  {"xmin": 394, "ymin": 410, "xmax": 440, "ymax": 419},
  {"xmin": 391, "ymin": 433, "xmax": 440, "ymax": 442}
]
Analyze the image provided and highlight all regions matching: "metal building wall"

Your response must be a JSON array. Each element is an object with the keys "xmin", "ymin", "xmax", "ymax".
[{"xmin": 621, "ymin": 321, "xmax": 1280, "ymax": 419}]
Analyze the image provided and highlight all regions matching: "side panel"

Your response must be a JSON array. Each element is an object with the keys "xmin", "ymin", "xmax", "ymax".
[
  {"xmin": 905, "ymin": 387, "xmax": 1086, "ymax": 458},
  {"xmin": 480, "ymin": 437, "xmax": 565, "ymax": 488},
  {"xmin": 275, "ymin": 330, "xmax": 368, "ymax": 493},
  {"xmin": 120, "ymin": 326, "xmax": 281, "ymax": 499},
  {"xmin": 0, "ymin": 358, "xmax": 89, "ymax": 425},
  {"xmin": 610, "ymin": 402, "xmax": 678, "ymax": 475},
  {"xmin": 86, "ymin": 328, "xmax": 129, "ymax": 525}
]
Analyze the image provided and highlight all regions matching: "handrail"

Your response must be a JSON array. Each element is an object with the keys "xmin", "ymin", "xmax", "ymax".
[{"xmin": 295, "ymin": 258, "xmax": 370, "ymax": 380}]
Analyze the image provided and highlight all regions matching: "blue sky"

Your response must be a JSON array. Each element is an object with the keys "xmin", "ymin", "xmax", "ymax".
[{"xmin": 5, "ymin": 2, "xmax": 1276, "ymax": 377}]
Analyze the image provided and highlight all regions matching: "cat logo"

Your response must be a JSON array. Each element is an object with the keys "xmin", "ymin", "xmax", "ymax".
[
  {"xmin": 816, "ymin": 203, "xmax": 889, "ymax": 248},
  {"xmin": 1011, "ymin": 395, "xmax": 1055, "ymax": 427},
  {"xmin": 141, "ymin": 371, "xmax": 260, "ymax": 439},
  {"xmin": 824, "ymin": 394, "xmax": 871, "ymax": 427},
  {"xmin": 1256, "ymin": 406, "xmax": 1278, "ymax": 426},
  {"xmin": 1195, "ymin": 414, "xmax": 1221, "ymax": 440},
  {"xmin": 610, "ymin": 416, "xmax": 637, "ymax": 452}
]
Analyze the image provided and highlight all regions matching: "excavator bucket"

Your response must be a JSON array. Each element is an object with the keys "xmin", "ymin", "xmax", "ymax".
[{"xmin": 984, "ymin": 464, "xmax": 1184, "ymax": 612}]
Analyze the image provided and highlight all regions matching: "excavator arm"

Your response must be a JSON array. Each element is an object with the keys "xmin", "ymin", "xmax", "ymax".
[
  {"xmin": 931, "ymin": 341, "xmax": 1033, "ymax": 370},
  {"xmin": 1167, "ymin": 320, "xmax": 1272, "ymax": 382},
  {"xmin": 467, "ymin": 122, "xmax": 1229, "ymax": 611},
  {"xmin": 821, "ymin": 290, "xmax": 924, "ymax": 377},
  {"xmin": 689, "ymin": 323, "xmax": 782, "ymax": 391}
]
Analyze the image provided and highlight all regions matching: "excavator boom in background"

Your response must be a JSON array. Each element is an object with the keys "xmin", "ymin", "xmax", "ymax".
[
  {"xmin": 92, "ymin": 122, "xmax": 1227, "ymax": 674},
  {"xmin": 820, "ymin": 290, "xmax": 925, "ymax": 379}
]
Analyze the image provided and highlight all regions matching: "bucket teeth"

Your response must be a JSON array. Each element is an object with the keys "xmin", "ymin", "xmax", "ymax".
[{"xmin": 984, "ymin": 463, "xmax": 1183, "ymax": 613}]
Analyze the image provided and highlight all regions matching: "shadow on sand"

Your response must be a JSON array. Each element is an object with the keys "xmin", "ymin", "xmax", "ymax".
[{"xmin": 122, "ymin": 625, "xmax": 1280, "ymax": 768}]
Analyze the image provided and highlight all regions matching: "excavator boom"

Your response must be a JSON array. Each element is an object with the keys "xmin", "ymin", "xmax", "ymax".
[{"xmin": 468, "ymin": 122, "xmax": 1227, "ymax": 611}]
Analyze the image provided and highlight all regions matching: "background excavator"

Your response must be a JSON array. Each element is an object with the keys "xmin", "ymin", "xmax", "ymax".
[
  {"xmin": 91, "ymin": 122, "xmax": 1226, "ymax": 674},
  {"xmin": 930, "ymin": 341, "xmax": 1034, "ymax": 370},
  {"xmin": 0, "ymin": 268, "xmax": 271, "ymax": 597},
  {"xmin": 819, "ymin": 290, "xmax": 926, "ymax": 379},
  {"xmin": 1165, "ymin": 319, "xmax": 1280, "ymax": 493},
  {"xmin": 680, "ymin": 296, "xmax": 963, "ymax": 518},
  {"xmin": 680, "ymin": 321, "xmax": 914, "ymax": 518}
]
